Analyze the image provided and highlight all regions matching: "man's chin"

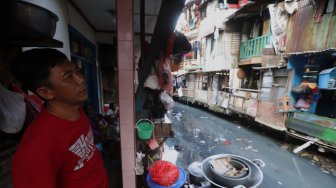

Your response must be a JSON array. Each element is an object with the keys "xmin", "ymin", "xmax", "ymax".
[
  {"xmin": 80, "ymin": 92, "xmax": 88, "ymax": 100},
  {"xmin": 77, "ymin": 96, "xmax": 88, "ymax": 104},
  {"xmin": 81, "ymin": 97, "xmax": 88, "ymax": 103}
]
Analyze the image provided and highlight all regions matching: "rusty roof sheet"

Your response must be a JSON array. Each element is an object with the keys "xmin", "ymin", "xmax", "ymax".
[
  {"xmin": 227, "ymin": 0, "xmax": 277, "ymax": 20},
  {"xmin": 285, "ymin": 0, "xmax": 336, "ymax": 53},
  {"xmin": 282, "ymin": 48, "xmax": 336, "ymax": 56}
]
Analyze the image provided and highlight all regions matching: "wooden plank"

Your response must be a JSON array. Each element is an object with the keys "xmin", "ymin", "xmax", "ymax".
[
  {"xmin": 246, "ymin": 99, "xmax": 258, "ymax": 117},
  {"xmin": 255, "ymin": 101, "xmax": 286, "ymax": 130},
  {"xmin": 238, "ymin": 56, "xmax": 263, "ymax": 65}
]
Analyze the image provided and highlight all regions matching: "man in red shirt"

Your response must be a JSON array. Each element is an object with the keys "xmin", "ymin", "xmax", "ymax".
[{"xmin": 11, "ymin": 49, "xmax": 109, "ymax": 188}]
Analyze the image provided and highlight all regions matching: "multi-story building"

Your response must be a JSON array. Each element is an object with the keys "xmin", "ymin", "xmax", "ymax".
[
  {"xmin": 176, "ymin": 0, "xmax": 336, "ymax": 151},
  {"xmin": 284, "ymin": 0, "xmax": 336, "ymax": 151}
]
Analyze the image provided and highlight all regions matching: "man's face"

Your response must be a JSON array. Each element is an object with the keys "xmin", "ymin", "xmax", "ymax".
[{"xmin": 47, "ymin": 60, "xmax": 87, "ymax": 105}]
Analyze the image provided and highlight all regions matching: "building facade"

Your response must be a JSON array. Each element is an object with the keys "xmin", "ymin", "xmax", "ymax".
[{"xmin": 175, "ymin": 0, "xmax": 336, "ymax": 150}]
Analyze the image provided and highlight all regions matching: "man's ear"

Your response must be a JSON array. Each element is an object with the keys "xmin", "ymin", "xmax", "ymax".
[{"xmin": 36, "ymin": 87, "xmax": 54, "ymax": 100}]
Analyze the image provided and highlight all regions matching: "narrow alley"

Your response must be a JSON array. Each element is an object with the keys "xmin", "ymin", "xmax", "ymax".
[{"xmin": 163, "ymin": 102, "xmax": 336, "ymax": 188}]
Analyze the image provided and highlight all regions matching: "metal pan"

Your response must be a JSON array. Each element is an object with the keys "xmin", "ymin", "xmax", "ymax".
[
  {"xmin": 202, "ymin": 154, "xmax": 265, "ymax": 188},
  {"xmin": 5, "ymin": 1, "xmax": 59, "ymax": 38}
]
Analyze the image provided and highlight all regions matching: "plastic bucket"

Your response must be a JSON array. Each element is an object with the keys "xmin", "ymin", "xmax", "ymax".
[{"xmin": 136, "ymin": 119, "xmax": 154, "ymax": 140}]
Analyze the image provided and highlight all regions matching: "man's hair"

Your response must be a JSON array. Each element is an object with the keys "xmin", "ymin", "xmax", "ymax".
[{"xmin": 11, "ymin": 48, "xmax": 68, "ymax": 93}]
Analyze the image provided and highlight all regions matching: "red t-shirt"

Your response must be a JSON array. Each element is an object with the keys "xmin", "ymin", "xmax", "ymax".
[{"xmin": 12, "ymin": 107, "xmax": 109, "ymax": 188}]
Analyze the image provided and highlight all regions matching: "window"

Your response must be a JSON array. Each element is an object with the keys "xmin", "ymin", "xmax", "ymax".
[
  {"xmin": 199, "ymin": 6, "xmax": 206, "ymax": 20},
  {"xmin": 272, "ymin": 69, "xmax": 289, "ymax": 102},
  {"xmin": 195, "ymin": 74, "xmax": 203, "ymax": 90},
  {"xmin": 210, "ymin": 75, "xmax": 218, "ymax": 91},
  {"xmin": 260, "ymin": 69, "xmax": 289, "ymax": 103},
  {"xmin": 213, "ymin": 31, "xmax": 225, "ymax": 57},
  {"xmin": 259, "ymin": 71, "xmax": 273, "ymax": 102},
  {"xmin": 240, "ymin": 65, "xmax": 260, "ymax": 90},
  {"xmin": 205, "ymin": 34, "xmax": 214, "ymax": 60},
  {"xmin": 202, "ymin": 75, "xmax": 208, "ymax": 90},
  {"xmin": 187, "ymin": 74, "xmax": 195, "ymax": 90},
  {"xmin": 314, "ymin": 0, "xmax": 334, "ymax": 22},
  {"xmin": 217, "ymin": 72, "xmax": 230, "ymax": 91},
  {"xmin": 325, "ymin": 0, "xmax": 335, "ymax": 14}
]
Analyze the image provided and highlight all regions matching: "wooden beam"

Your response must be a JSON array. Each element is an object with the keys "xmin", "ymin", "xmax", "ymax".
[
  {"xmin": 95, "ymin": 30, "xmax": 153, "ymax": 36},
  {"xmin": 134, "ymin": 12, "xmax": 159, "ymax": 17},
  {"xmin": 239, "ymin": 56, "xmax": 263, "ymax": 66}
]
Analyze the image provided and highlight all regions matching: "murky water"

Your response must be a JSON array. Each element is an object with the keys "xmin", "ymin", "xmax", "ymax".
[{"xmin": 164, "ymin": 102, "xmax": 336, "ymax": 188}]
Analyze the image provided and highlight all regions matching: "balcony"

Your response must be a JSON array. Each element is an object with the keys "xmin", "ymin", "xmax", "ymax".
[
  {"xmin": 183, "ymin": 65, "xmax": 203, "ymax": 70},
  {"xmin": 182, "ymin": 59, "xmax": 202, "ymax": 71},
  {"xmin": 239, "ymin": 34, "xmax": 272, "ymax": 60}
]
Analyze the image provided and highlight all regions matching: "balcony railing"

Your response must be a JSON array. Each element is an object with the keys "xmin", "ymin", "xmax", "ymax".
[
  {"xmin": 183, "ymin": 65, "xmax": 203, "ymax": 70},
  {"xmin": 183, "ymin": 59, "xmax": 202, "ymax": 70},
  {"xmin": 239, "ymin": 34, "xmax": 272, "ymax": 60}
]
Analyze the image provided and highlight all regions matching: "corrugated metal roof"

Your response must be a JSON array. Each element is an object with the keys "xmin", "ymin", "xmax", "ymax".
[
  {"xmin": 227, "ymin": 0, "xmax": 277, "ymax": 20},
  {"xmin": 282, "ymin": 48, "xmax": 336, "ymax": 56},
  {"xmin": 319, "ymin": 67, "xmax": 336, "ymax": 75},
  {"xmin": 187, "ymin": 70, "xmax": 204, "ymax": 74},
  {"xmin": 285, "ymin": 0, "xmax": 336, "ymax": 53},
  {"xmin": 173, "ymin": 70, "xmax": 188, "ymax": 76},
  {"xmin": 252, "ymin": 65, "xmax": 287, "ymax": 70},
  {"xmin": 203, "ymin": 68, "xmax": 230, "ymax": 72}
]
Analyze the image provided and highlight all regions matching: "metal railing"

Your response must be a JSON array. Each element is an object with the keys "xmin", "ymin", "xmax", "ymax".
[
  {"xmin": 183, "ymin": 59, "xmax": 203, "ymax": 70},
  {"xmin": 183, "ymin": 65, "xmax": 203, "ymax": 70},
  {"xmin": 239, "ymin": 34, "xmax": 272, "ymax": 60}
]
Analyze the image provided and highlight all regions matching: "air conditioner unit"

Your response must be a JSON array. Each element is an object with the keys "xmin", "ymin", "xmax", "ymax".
[
  {"xmin": 319, "ymin": 68, "xmax": 336, "ymax": 89},
  {"xmin": 327, "ymin": 79, "xmax": 336, "ymax": 89}
]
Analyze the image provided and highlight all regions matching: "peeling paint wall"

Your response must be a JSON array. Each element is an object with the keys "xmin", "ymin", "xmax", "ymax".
[
  {"xmin": 195, "ymin": 90, "xmax": 208, "ymax": 103},
  {"xmin": 209, "ymin": 91, "xmax": 226, "ymax": 105},
  {"xmin": 228, "ymin": 90, "xmax": 259, "ymax": 117}
]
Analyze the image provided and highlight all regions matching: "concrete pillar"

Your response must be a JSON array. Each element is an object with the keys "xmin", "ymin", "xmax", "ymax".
[{"xmin": 116, "ymin": 0, "xmax": 136, "ymax": 187}]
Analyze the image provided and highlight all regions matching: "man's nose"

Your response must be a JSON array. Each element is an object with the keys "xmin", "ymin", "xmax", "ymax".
[{"xmin": 75, "ymin": 72, "xmax": 85, "ymax": 85}]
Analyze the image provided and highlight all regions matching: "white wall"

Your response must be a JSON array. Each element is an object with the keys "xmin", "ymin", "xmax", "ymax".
[
  {"xmin": 22, "ymin": 0, "xmax": 96, "ymax": 59},
  {"xmin": 22, "ymin": 0, "xmax": 71, "ymax": 58},
  {"xmin": 230, "ymin": 68, "xmax": 241, "ymax": 89},
  {"xmin": 67, "ymin": 1, "xmax": 96, "ymax": 45}
]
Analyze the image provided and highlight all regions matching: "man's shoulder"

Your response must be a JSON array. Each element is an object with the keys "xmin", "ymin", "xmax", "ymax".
[
  {"xmin": 29, "ymin": 112, "xmax": 57, "ymax": 128},
  {"xmin": 22, "ymin": 117, "xmax": 53, "ymax": 139},
  {"xmin": 17, "ymin": 114, "xmax": 73, "ymax": 152},
  {"xmin": 23, "ymin": 112, "xmax": 66, "ymax": 138}
]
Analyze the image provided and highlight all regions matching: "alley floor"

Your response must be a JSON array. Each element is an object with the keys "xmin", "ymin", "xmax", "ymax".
[{"xmin": 163, "ymin": 102, "xmax": 336, "ymax": 188}]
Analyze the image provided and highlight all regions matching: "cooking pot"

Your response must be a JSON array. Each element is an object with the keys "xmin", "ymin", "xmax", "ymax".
[
  {"xmin": 5, "ymin": 1, "xmax": 59, "ymax": 38},
  {"xmin": 210, "ymin": 158, "xmax": 251, "ymax": 186},
  {"xmin": 202, "ymin": 154, "xmax": 265, "ymax": 188},
  {"xmin": 187, "ymin": 161, "xmax": 206, "ymax": 185}
]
